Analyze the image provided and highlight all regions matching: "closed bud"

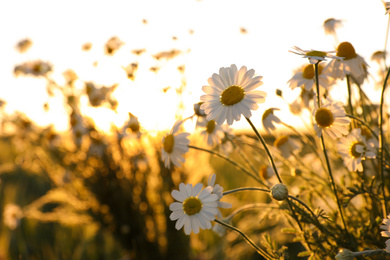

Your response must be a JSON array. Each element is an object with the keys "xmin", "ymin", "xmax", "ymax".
[{"xmin": 270, "ymin": 183, "xmax": 288, "ymax": 201}]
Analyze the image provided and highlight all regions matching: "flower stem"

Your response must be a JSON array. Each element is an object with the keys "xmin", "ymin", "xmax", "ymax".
[
  {"xmin": 314, "ymin": 62, "xmax": 349, "ymax": 235},
  {"xmin": 379, "ymin": 65, "xmax": 390, "ymax": 218},
  {"xmin": 187, "ymin": 145, "xmax": 266, "ymax": 187},
  {"xmin": 214, "ymin": 219, "xmax": 272, "ymax": 259},
  {"xmin": 245, "ymin": 117, "xmax": 282, "ymax": 183}
]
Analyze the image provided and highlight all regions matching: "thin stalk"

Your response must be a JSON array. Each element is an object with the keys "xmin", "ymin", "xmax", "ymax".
[
  {"xmin": 346, "ymin": 75, "xmax": 353, "ymax": 116},
  {"xmin": 245, "ymin": 117, "xmax": 282, "ymax": 183},
  {"xmin": 379, "ymin": 66, "xmax": 390, "ymax": 218},
  {"xmin": 314, "ymin": 62, "xmax": 349, "ymax": 234},
  {"xmin": 188, "ymin": 145, "xmax": 266, "ymax": 187},
  {"xmin": 214, "ymin": 219, "xmax": 272, "ymax": 259},
  {"xmin": 244, "ymin": 117, "xmax": 310, "ymax": 251}
]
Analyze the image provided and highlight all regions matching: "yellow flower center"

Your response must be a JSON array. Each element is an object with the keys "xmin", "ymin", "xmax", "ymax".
[
  {"xmin": 315, "ymin": 108, "xmax": 334, "ymax": 128},
  {"xmin": 220, "ymin": 85, "xmax": 245, "ymax": 106},
  {"xmin": 262, "ymin": 108, "xmax": 274, "ymax": 121},
  {"xmin": 163, "ymin": 134, "xmax": 175, "ymax": 153},
  {"xmin": 350, "ymin": 142, "xmax": 365, "ymax": 158},
  {"xmin": 306, "ymin": 50, "xmax": 327, "ymax": 57},
  {"xmin": 337, "ymin": 42, "xmax": 357, "ymax": 60},
  {"xmin": 206, "ymin": 120, "xmax": 216, "ymax": 134},
  {"xmin": 302, "ymin": 64, "xmax": 324, "ymax": 79},
  {"xmin": 274, "ymin": 135, "xmax": 289, "ymax": 148},
  {"xmin": 183, "ymin": 196, "xmax": 202, "ymax": 215},
  {"xmin": 129, "ymin": 123, "xmax": 140, "ymax": 133}
]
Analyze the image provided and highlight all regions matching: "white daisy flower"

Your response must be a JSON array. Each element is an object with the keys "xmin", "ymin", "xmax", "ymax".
[
  {"xmin": 313, "ymin": 98, "xmax": 350, "ymax": 140},
  {"xmin": 207, "ymin": 174, "xmax": 232, "ymax": 219},
  {"xmin": 287, "ymin": 64, "xmax": 333, "ymax": 91},
  {"xmin": 200, "ymin": 64, "xmax": 266, "ymax": 125},
  {"xmin": 262, "ymin": 108, "xmax": 281, "ymax": 133},
  {"xmin": 326, "ymin": 42, "xmax": 369, "ymax": 85},
  {"xmin": 381, "ymin": 214, "xmax": 390, "ymax": 251},
  {"xmin": 169, "ymin": 183, "xmax": 218, "ymax": 235},
  {"xmin": 289, "ymin": 46, "xmax": 343, "ymax": 64},
  {"xmin": 323, "ymin": 18, "xmax": 343, "ymax": 36},
  {"xmin": 273, "ymin": 135, "xmax": 301, "ymax": 159},
  {"xmin": 161, "ymin": 120, "xmax": 190, "ymax": 169},
  {"xmin": 336, "ymin": 128, "xmax": 376, "ymax": 172},
  {"xmin": 199, "ymin": 119, "xmax": 225, "ymax": 147}
]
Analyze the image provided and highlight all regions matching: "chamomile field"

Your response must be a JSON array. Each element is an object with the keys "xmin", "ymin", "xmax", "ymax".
[{"xmin": 1, "ymin": 1, "xmax": 390, "ymax": 259}]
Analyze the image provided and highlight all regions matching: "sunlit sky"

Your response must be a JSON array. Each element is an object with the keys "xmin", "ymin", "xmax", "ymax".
[{"xmin": 0, "ymin": 0, "xmax": 387, "ymax": 133}]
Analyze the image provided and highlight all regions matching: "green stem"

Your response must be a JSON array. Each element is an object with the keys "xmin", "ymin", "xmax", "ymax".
[
  {"xmin": 379, "ymin": 66, "xmax": 390, "ymax": 218},
  {"xmin": 187, "ymin": 145, "xmax": 266, "ymax": 187},
  {"xmin": 214, "ymin": 219, "xmax": 271, "ymax": 259}
]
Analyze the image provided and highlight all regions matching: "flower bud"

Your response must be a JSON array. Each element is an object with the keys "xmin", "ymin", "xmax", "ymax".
[
  {"xmin": 335, "ymin": 248, "xmax": 354, "ymax": 260},
  {"xmin": 270, "ymin": 183, "xmax": 288, "ymax": 201}
]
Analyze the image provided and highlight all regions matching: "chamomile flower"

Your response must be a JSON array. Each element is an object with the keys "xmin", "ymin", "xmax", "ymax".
[
  {"xmin": 326, "ymin": 42, "xmax": 369, "ymax": 85},
  {"xmin": 381, "ymin": 214, "xmax": 390, "ymax": 251},
  {"xmin": 288, "ymin": 64, "xmax": 333, "ymax": 91},
  {"xmin": 313, "ymin": 98, "xmax": 350, "ymax": 139},
  {"xmin": 323, "ymin": 18, "xmax": 343, "ymax": 36},
  {"xmin": 289, "ymin": 46, "xmax": 342, "ymax": 64},
  {"xmin": 336, "ymin": 128, "xmax": 376, "ymax": 172},
  {"xmin": 262, "ymin": 108, "xmax": 281, "ymax": 133},
  {"xmin": 273, "ymin": 135, "xmax": 301, "ymax": 159},
  {"xmin": 207, "ymin": 174, "xmax": 232, "ymax": 219},
  {"xmin": 199, "ymin": 119, "xmax": 225, "ymax": 147},
  {"xmin": 169, "ymin": 183, "xmax": 218, "ymax": 235},
  {"xmin": 161, "ymin": 120, "xmax": 190, "ymax": 169},
  {"xmin": 200, "ymin": 64, "xmax": 266, "ymax": 125}
]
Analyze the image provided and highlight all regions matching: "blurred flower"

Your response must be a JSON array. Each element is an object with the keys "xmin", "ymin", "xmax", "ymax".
[
  {"xmin": 200, "ymin": 64, "xmax": 266, "ymax": 125},
  {"xmin": 120, "ymin": 112, "xmax": 141, "ymax": 138},
  {"xmin": 122, "ymin": 63, "xmax": 138, "ymax": 81},
  {"xmin": 262, "ymin": 108, "xmax": 281, "ymax": 133},
  {"xmin": 289, "ymin": 46, "xmax": 342, "ymax": 64},
  {"xmin": 161, "ymin": 120, "xmax": 190, "ymax": 169},
  {"xmin": 381, "ymin": 214, "xmax": 390, "ymax": 251},
  {"xmin": 152, "ymin": 49, "xmax": 181, "ymax": 60},
  {"xmin": 326, "ymin": 42, "xmax": 369, "ymax": 85},
  {"xmin": 371, "ymin": 50, "xmax": 387, "ymax": 64},
  {"xmin": 323, "ymin": 18, "xmax": 343, "ymax": 36},
  {"xmin": 193, "ymin": 102, "xmax": 208, "ymax": 128},
  {"xmin": 288, "ymin": 64, "xmax": 333, "ymax": 91},
  {"xmin": 383, "ymin": 1, "xmax": 390, "ymax": 14},
  {"xmin": 199, "ymin": 120, "xmax": 225, "ymax": 147},
  {"xmin": 336, "ymin": 128, "xmax": 376, "ymax": 172},
  {"xmin": 3, "ymin": 204, "xmax": 23, "ymax": 230},
  {"xmin": 85, "ymin": 82, "xmax": 118, "ymax": 109},
  {"xmin": 270, "ymin": 183, "xmax": 288, "ymax": 201},
  {"xmin": 259, "ymin": 164, "xmax": 275, "ymax": 181},
  {"xmin": 219, "ymin": 124, "xmax": 234, "ymax": 155},
  {"xmin": 81, "ymin": 42, "xmax": 92, "ymax": 51},
  {"xmin": 207, "ymin": 174, "xmax": 232, "ymax": 219},
  {"xmin": 274, "ymin": 135, "xmax": 301, "ymax": 158},
  {"xmin": 169, "ymin": 183, "xmax": 218, "ymax": 235},
  {"xmin": 14, "ymin": 60, "xmax": 52, "ymax": 77},
  {"xmin": 63, "ymin": 69, "xmax": 78, "ymax": 85},
  {"xmin": 131, "ymin": 48, "xmax": 146, "ymax": 56},
  {"xmin": 335, "ymin": 248, "xmax": 354, "ymax": 260},
  {"xmin": 105, "ymin": 36, "xmax": 123, "ymax": 55},
  {"xmin": 313, "ymin": 98, "xmax": 350, "ymax": 139},
  {"xmin": 15, "ymin": 38, "xmax": 32, "ymax": 53}
]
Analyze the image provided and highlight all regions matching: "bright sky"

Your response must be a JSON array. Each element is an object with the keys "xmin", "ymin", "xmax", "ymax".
[{"xmin": 0, "ymin": 0, "xmax": 387, "ymax": 133}]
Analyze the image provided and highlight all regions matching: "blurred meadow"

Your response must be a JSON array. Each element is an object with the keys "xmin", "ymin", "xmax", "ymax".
[{"xmin": 2, "ymin": 0, "xmax": 390, "ymax": 260}]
